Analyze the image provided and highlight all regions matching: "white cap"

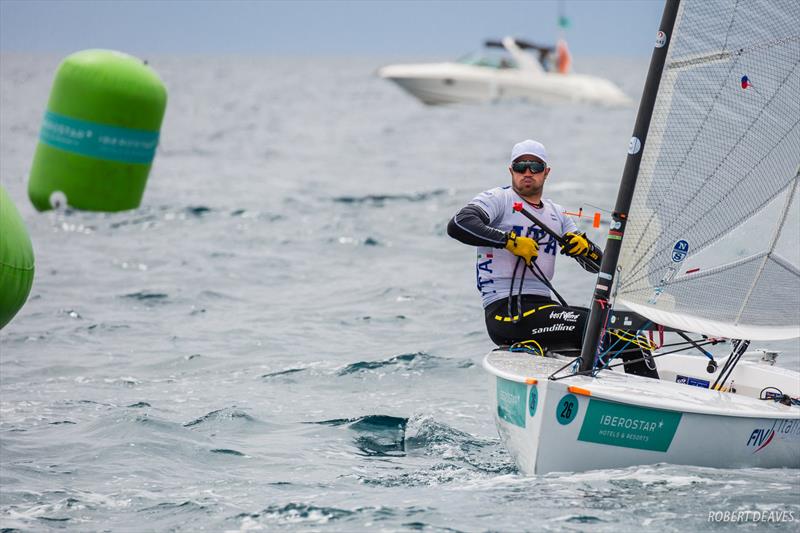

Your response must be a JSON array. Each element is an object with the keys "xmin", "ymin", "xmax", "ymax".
[{"xmin": 510, "ymin": 139, "xmax": 548, "ymax": 166}]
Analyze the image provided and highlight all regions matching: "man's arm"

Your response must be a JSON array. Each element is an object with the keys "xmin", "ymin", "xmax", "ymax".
[
  {"xmin": 447, "ymin": 204, "xmax": 508, "ymax": 247},
  {"xmin": 448, "ymin": 204, "xmax": 540, "ymax": 265}
]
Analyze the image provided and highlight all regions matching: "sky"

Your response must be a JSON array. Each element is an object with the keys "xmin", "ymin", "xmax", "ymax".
[{"xmin": 0, "ymin": 0, "xmax": 665, "ymax": 58}]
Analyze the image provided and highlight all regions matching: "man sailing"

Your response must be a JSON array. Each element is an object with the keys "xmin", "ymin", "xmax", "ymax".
[{"xmin": 447, "ymin": 139, "xmax": 658, "ymax": 377}]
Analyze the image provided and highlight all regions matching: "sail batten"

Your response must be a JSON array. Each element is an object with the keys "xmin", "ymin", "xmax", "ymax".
[
  {"xmin": 736, "ymin": 174, "xmax": 800, "ymax": 323},
  {"xmin": 623, "ymin": 60, "xmax": 799, "ymax": 278},
  {"xmin": 625, "ymin": 66, "xmax": 799, "ymax": 251},
  {"xmin": 616, "ymin": 0, "xmax": 800, "ymax": 341},
  {"xmin": 622, "ymin": 170, "xmax": 799, "ymax": 286}
]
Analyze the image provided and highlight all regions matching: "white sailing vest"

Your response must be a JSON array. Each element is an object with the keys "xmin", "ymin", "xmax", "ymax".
[{"xmin": 469, "ymin": 186, "xmax": 577, "ymax": 307}]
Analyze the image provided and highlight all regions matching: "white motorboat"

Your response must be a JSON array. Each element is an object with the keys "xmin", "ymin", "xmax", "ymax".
[
  {"xmin": 378, "ymin": 36, "xmax": 632, "ymax": 106},
  {"xmin": 483, "ymin": 0, "xmax": 800, "ymax": 475}
]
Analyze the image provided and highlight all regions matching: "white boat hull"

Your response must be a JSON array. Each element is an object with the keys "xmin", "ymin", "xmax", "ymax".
[
  {"xmin": 485, "ymin": 350, "xmax": 800, "ymax": 475},
  {"xmin": 378, "ymin": 63, "xmax": 632, "ymax": 106}
]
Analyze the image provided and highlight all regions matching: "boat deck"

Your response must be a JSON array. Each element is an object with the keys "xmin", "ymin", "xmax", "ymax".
[{"xmin": 485, "ymin": 350, "xmax": 800, "ymax": 419}]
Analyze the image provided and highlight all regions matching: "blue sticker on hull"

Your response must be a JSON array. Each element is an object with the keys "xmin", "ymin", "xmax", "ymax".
[
  {"xmin": 556, "ymin": 394, "xmax": 579, "ymax": 425},
  {"xmin": 497, "ymin": 377, "xmax": 527, "ymax": 428},
  {"xmin": 676, "ymin": 375, "xmax": 710, "ymax": 388},
  {"xmin": 529, "ymin": 386, "xmax": 538, "ymax": 417}
]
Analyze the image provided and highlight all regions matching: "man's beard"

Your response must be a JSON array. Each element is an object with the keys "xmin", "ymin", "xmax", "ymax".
[{"xmin": 514, "ymin": 182, "xmax": 542, "ymax": 197}]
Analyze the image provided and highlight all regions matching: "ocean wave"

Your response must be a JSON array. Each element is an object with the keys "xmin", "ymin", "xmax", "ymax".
[
  {"xmin": 332, "ymin": 189, "xmax": 449, "ymax": 205},
  {"xmin": 209, "ymin": 448, "xmax": 246, "ymax": 456},
  {"xmin": 184, "ymin": 408, "xmax": 259, "ymax": 428},
  {"xmin": 120, "ymin": 291, "xmax": 170, "ymax": 305},
  {"xmin": 139, "ymin": 500, "xmax": 208, "ymax": 513},
  {"xmin": 311, "ymin": 414, "xmax": 506, "ymax": 472},
  {"xmin": 56, "ymin": 204, "xmax": 285, "ymax": 232},
  {"xmin": 260, "ymin": 367, "xmax": 306, "ymax": 379},
  {"xmin": 337, "ymin": 352, "xmax": 473, "ymax": 375},
  {"xmin": 314, "ymin": 415, "xmax": 407, "ymax": 457},
  {"xmin": 233, "ymin": 502, "xmax": 387, "ymax": 526},
  {"xmin": 330, "ymin": 235, "xmax": 383, "ymax": 246}
]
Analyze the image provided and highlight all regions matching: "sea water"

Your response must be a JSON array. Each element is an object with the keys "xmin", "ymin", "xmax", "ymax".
[{"xmin": 1, "ymin": 54, "xmax": 798, "ymax": 532}]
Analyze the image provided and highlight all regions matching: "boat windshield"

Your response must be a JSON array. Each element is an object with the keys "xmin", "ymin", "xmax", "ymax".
[{"xmin": 456, "ymin": 51, "xmax": 517, "ymax": 69}]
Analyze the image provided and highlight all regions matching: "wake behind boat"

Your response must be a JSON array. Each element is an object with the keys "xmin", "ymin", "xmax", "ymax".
[
  {"xmin": 378, "ymin": 37, "xmax": 631, "ymax": 106},
  {"xmin": 484, "ymin": 0, "xmax": 800, "ymax": 475}
]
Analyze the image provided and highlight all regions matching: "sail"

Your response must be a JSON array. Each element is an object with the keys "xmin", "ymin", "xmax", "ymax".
[{"xmin": 616, "ymin": 0, "xmax": 800, "ymax": 340}]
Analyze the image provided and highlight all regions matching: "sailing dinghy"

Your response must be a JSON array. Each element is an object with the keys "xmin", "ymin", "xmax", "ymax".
[{"xmin": 484, "ymin": 0, "xmax": 800, "ymax": 475}]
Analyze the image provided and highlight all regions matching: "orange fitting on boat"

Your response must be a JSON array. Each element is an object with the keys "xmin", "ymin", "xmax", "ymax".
[
  {"xmin": 568, "ymin": 386, "xmax": 591, "ymax": 396},
  {"xmin": 592, "ymin": 212, "xmax": 601, "ymax": 228},
  {"xmin": 525, "ymin": 378, "xmax": 538, "ymax": 385}
]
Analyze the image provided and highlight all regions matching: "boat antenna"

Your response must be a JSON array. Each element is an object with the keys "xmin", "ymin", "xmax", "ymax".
[
  {"xmin": 557, "ymin": 0, "xmax": 570, "ymax": 33},
  {"xmin": 578, "ymin": 0, "xmax": 682, "ymax": 373}
]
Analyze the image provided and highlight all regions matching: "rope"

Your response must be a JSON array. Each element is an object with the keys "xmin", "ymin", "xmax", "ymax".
[
  {"xmin": 509, "ymin": 339, "xmax": 545, "ymax": 357},
  {"xmin": 548, "ymin": 338, "xmax": 723, "ymax": 381},
  {"xmin": 608, "ymin": 329, "xmax": 658, "ymax": 351},
  {"xmin": 507, "ymin": 257, "xmax": 523, "ymax": 322},
  {"xmin": 759, "ymin": 386, "xmax": 800, "ymax": 406}
]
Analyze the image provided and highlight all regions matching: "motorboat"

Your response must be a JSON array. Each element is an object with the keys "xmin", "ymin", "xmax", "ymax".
[{"xmin": 378, "ymin": 36, "xmax": 632, "ymax": 106}]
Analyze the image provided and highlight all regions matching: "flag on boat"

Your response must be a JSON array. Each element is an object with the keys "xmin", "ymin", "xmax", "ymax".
[{"xmin": 556, "ymin": 39, "xmax": 572, "ymax": 74}]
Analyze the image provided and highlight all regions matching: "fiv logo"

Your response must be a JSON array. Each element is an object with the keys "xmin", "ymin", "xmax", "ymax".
[
  {"xmin": 747, "ymin": 423, "xmax": 776, "ymax": 453},
  {"xmin": 747, "ymin": 419, "xmax": 800, "ymax": 453}
]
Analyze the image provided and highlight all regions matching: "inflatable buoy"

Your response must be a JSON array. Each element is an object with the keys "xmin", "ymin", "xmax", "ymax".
[
  {"xmin": 0, "ymin": 185, "xmax": 35, "ymax": 329},
  {"xmin": 28, "ymin": 49, "xmax": 167, "ymax": 212}
]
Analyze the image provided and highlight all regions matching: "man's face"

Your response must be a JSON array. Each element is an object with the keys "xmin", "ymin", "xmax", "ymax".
[{"xmin": 510, "ymin": 155, "xmax": 549, "ymax": 198}]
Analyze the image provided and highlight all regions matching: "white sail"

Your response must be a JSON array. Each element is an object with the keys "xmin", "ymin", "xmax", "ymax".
[{"xmin": 616, "ymin": 0, "xmax": 800, "ymax": 340}]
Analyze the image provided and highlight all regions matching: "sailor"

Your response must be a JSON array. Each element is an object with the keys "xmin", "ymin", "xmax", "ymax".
[
  {"xmin": 447, "ymin": 139, "xmax": 601, "ymax": 353},
  {"xmin": 448, "ymin": 140, "xmax": 658, "ymax": 377}
]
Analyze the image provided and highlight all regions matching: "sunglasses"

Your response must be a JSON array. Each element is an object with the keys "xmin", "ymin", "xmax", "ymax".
[{"xmin": 511, "ymin": 161, "xmax": 546, "ymax": 174}]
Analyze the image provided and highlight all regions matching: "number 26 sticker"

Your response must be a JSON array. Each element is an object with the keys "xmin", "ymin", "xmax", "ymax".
[{"xmin": 556, "ymin": 394, "xmax": 579, "ymax": 425}]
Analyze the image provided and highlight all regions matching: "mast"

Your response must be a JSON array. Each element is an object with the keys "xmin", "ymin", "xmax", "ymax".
[{"xmin": 578, "ymin": 0, "xmax": 681, "ymax": 372}]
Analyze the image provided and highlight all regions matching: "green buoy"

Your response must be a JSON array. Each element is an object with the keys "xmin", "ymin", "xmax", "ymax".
[
  {"xmin": 28, "ymin": 49, "xmax": 167, "ymax": 212},
  {"xmin": 0, "ymin": 185, "xmax": 35, "ymax": 329}
]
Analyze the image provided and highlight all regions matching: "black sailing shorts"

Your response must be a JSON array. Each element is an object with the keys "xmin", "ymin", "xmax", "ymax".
[
  {"xmin": 485, "ymin": 294, "xmax": 660, "ymax": 378},
  {"xmin": 484, "ymin": 294, "xmax": 588, "ymax": 352}
]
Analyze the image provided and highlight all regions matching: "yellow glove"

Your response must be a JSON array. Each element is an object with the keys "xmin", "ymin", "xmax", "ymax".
[
  {"xmin": 561, "ymin": 232, "xmax": 589, "ymax": 257},
  {"xmin": 505, "ymin": 231, "xmax": 539, "ymax": 265}
]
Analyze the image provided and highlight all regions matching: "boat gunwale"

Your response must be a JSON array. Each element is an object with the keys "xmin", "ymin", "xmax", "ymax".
[{"xmin": 483, "ymin": 351, "xmax": 800, "ymax": 420}]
